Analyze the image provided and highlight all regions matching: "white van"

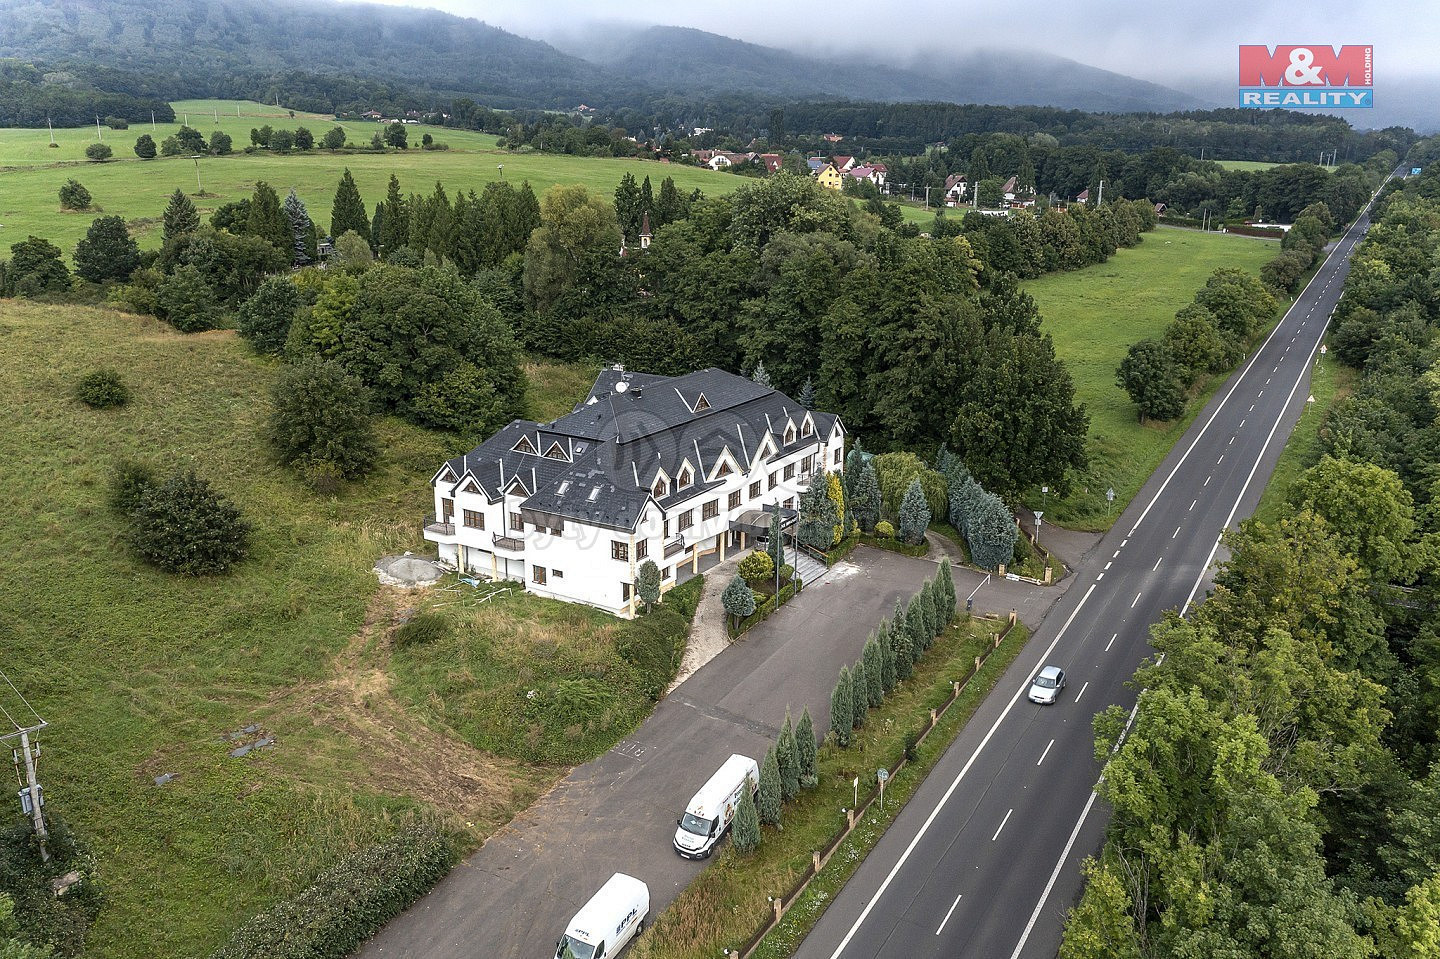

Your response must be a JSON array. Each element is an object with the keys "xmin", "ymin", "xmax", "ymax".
[
  {"xmin": 555, "ymin": 873, "xmax": 649, "ymax": 959},
  {"xmin": 673, "ymin": 754, "xmax": 760, "ymax": 859}
]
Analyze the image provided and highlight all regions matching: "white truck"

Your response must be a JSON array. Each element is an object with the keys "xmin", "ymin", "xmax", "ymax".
[
  {"xmin": 672, "ymin": 753, "xmax": 760, "ymax": 859},
  {"xmin": 554, "ymin": 873, "xmax": 649, "ymax": 959}
]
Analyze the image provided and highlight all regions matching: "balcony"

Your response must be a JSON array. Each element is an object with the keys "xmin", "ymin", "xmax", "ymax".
[
  {"xmin": 664, "ymin": 536, "xmax": 687, "ymax": 559},
  {"xmin": 423, "ymin": 515, "xmax": 456, "ymax": 540},
  {"xmin": 493, "ymin": 533, "xmax": 525, "ymax": 553}
]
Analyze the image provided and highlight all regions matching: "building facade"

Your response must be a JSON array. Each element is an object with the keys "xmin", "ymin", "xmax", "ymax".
[{"xmin": 423, "ymin": 367, "xmax": 845, "ymax": 618}]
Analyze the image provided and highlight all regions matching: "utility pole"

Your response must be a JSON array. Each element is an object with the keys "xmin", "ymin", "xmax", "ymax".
[
  {"xmin": 95, "ymin": 115, "xmax": 101, "ymax": 140},
  {"xmin": 1097, "ymin": 179, "xmax": 1104, "ymax": 206},
  {"xmin": 15, "ymin": 728, "xmax": 48, "ymax": 862},
  {"xmin": 924, "ymin": 185, "xmax": 930, "ymax": 211},
  {"xmin": 46, "ymin": 117, "xmax": 54, "ymax": 146}
]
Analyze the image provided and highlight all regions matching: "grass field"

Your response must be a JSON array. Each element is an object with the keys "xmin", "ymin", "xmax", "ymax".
[
  {"xmin": 1023, "ymin": 225, "xmax": 1280, "ymax": 527},
  {"xmin": 0, "ymin": 100, "xmax": 743, "ymax": 258},
  {"xmin": 0, "ymin": 299, "xmax": 653, "ymax": 957}
]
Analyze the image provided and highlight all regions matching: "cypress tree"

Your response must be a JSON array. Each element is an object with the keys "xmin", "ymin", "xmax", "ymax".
[
  {"xmin": 891, "ymin": 612, "xmax": 914, "ymax": 681},
  {"xmin": 920, "ymin": 580, "xmax": 939, "ymax": 639},
  {"xmin": 515, "ymin": 180, "xmax": 541, "ymax": 241},
  {"xmin": 879, "ymin": 625, "xmax": 897, "ymax": 691},
  {"xmin": 777, "ymin": 711, "xmax": 800, "ymax": 802},
  {"xmin": 830, "ymin": 667, "xmax": 853, "ymax": 747},
  {"xmin": 938, "ymin": 559, "xmax": 956, "ymax": 618},
  {"xmin": 656, "ymin": 175, "xmax": 683, "ymax": 226},
  {"xmin": 863, "ymin": 637, "xmax": 884, "ymax": 707},
  {"xmin": 758, "ymin": 745, "xmax": 782, "ymax": 827},
  {"xmin": 162, "ymin": 188, "xmax": 199, "ymax": 246},
  {"xmin": 930, "ymin": 574, "xmax": 951, "ymax": 631},
  {"xmin": 767, "ymin": 507, "xmax": 785, "ymax": 571},
  {"xmin": 851, "ymin": 657, "xmax": 868, "ymax": 730},
  {"xmin": 796, "ymin": 708, "xmax": 818, "ymax": 787},
  {"xmin": 908, "ymin": 593, "xmax": 930, "ymax": 655},
  {"xmin": 330, "ymin": 169, "xmax": 370, "ymax": 245},
  {"xmin": 732, "ymin": 786, "xmax": 760, "ymax": 853},
  {"xmin": 379, "ymin": 174, "xmax": 409, "ymax": 254},
  {"xmin": 640, "ymin": 175, "xmax": 654, "ymax": 228}
]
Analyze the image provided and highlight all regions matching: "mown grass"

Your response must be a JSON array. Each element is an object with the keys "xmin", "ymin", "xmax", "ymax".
[
  {"xmin": 525, "ymin": 357, "xmax": 604, "ymax": 422},
  {"xmin": 1252, "ymin": 350, "xmax": 1354, "ymax": 523},
  {"xmin": 631, "ymin": 616, "xmax": 1026, "ymax": 959},
  {"xmin": 389, "ymin": 578, "xmax": 704, "ymax": 765},
  {"xmin": 0, "ymin": 299, "xmax": 640, "ymax": 957},
  {"xmin": 1023, "ymin": 225, "xmax": 1280, "ymax": 529},
  {"xmin": 0, "ymin": 101, "xmax": 743, "ymax": 259}
]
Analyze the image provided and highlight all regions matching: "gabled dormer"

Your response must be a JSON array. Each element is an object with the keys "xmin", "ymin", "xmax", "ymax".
[
  {"xmin": 708, "ymin": 447, "xmax": 740, "ymax": 482},
  {"xmin": 543, "ymin": 439, "xmax": 570, "ymax": 462},
  {"xmin": 675, "ymin": 387, "xmax": 712, "ymax": 415},
  {"xmin": 801, "ymin": 413, "xmax": 815, "ymax": 439},
  {"xmin": 461, "ymin": 478, "xmax": 482, "ymax": 495},
  {"xmin": 782, "ymin": 418, "xmax": 798, "ymax": 446},
  {"xmin": 752, "ymin": 430, "xmax": 779, "ymax": 468},
  {"xmin": 505, "ymin": 476, "xmax": 530, "ymax": 498},
  {"xmin": 675, "ymin": 460, "xmax": 695, "ymax": 492},
  {"xmin": 511, "ymin": 434, "xmax": 538, "ymax": 456},
  {"xmin": 432, "ymin": 464, "xmax": 459, "ymax": 488},
  {"xmin": 651, "ymin": 467, "xmax": 672, "ymax": 499}
]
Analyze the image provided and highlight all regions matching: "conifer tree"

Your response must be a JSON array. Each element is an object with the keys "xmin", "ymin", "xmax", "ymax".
[
  {"xmin": 162, "ymin": 188, "xmax": 199, "ymax": 246},
  {"xmin": 830, "ymin": 666, "xmax": 853, "ymax": 747},
  {"xmin": 919, "ymin": 580, "xmax": 938, "ymax": 639},
  {"xmin": 247, "ymin": 181, "xmax": 290, "ymax": 256},
  {"xmin": 766, "ymin": 507, "xmax": 785, "ymax": 572},
  {"xmin": 751, "ymin": 360, "xmax": 772, "ymax": 387},
  {"xmin": 799, "ymin": 375, "xmax": 816, "ymax": 410},
  {"xmin": 938, "ymin": 559, "xmax": 957, "ymax": 618},
  {"xmin": 863, "ymin": 637, "xmax": 884, "ymax": 707},
  {"xmin": 879, "ymin": 625, "xmax": 898, "ymax": 691},
  {"xmin": 379, "ymin": 174, "xmax": 409, "ymax": 254},
  {"xmin": 758, "ymin": 745, "xmax": 782, "ymax": 826},
  {"xmin": 851, "ymin": 657, "xmax": 868, "ymax": 730},
  {"xmin": 640, "ymin": 175, "xmax": 654, "ymax": 228},
  {"xmin": 284, "ymin": 189, "xmax": 315, "ymax": 266},
  {"xmin": 777, "ymin": 711, "xmax": 800, "ymax": 802},
  {"xmin": 732, "ymin": 786, "xmax": 760, "ymax": 853},
  {"xmin": 908, "ymin": 593, "xmax": 931, "ymax": 655},
  {"xmin": 898, "ymin": 477, "xmax": 932, "ymax": 545},
  {"xmin": 851, "ymin": 460, "xmax": 881, "ymax": 533},
  {"xmin": 614, "ymin": 172, "xmax": 642, "ymax": 242},
  {"xmin": 656, "ymin": 175, "xmax": 684, "ymax": 226},
  {"xmin": 330, "ymin": 168, "xmax": 370, "ymax": 245},
  {"xmin": 796, "ymin": 708, "xmax": 818, "ymax": 787},
  {"xmin": 891, "ymin": 606, "xmax": 914, "ymax": 680}
]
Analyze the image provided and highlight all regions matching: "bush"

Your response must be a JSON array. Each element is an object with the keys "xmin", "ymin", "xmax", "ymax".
[
  {"xmin": 209, "ymin": 826, "xmax": 451, "ymax": 959},
  {"xmin": 737, "ymin": 550, "xmax": 774, "ymax": 584},
  {"xmin": 779, "ymin": 562, "xmax": 795, "ymax": 582},
  {"xmin": 109, "ymin": 460, "xmax": 157, "ymax": 513},
  {"xmin": 209, "ymin": 130, "xmax": 233, "ymax": 155},
  {"xmin": 74, "ymin": 368, "xmax": 129, "ymax": 408},
  {"xmin": 268, "ymin": 357, "xmax": 380, "ymax": 481},
  {"xmin": 83, "ymin": 142, "xmax": 111, "ymax": 162},
  {"xmin": 237, "ymin": 275, "xmax": 302, "ymax": 355},
  {"xmin": 155, "ymin": 265, "xmax": 219, "ymax": 332},
  {"xmin": 133, "ymin": 134, "xmax": 156, "ymax": 159},
  {"xmin": 73, "ymin": 214, "xmax": 140, "ymax": 283},
  {"xmin": 393, "ymin": 613, "xmax": 449, "ymax": 649},
  {"xmin": 127, "ymin": 469, "xmax": 252, "ymax": 575},
  {"xmin": 58, "ymin": 179, "xmax": 91, "ymax": 210},
  {"xmin": 875, "ymin": 520, "xmax": 895, "ymax": 539},
  {"xmin": 0, "ymin": 816, "xmax": 103, "ymax": 956}
]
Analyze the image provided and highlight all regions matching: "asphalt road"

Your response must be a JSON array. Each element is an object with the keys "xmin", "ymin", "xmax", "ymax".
[
  {"xmin": 792, "ymin": 197, "xmax": 1383, "ymax": 959},
  {"xmin": 359, "ymin": 547, "xmax": 1065, "ymax": 959}
]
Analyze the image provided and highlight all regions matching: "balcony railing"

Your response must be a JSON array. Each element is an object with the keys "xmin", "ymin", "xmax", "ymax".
[
  {"xmin": 664, "ymin": 536, "xmax": 687, "ymax": 559},
  {"xmin": 424, "ymin": 515, "xmax": 456, "ymax": 537},
  {"xmin": 493, "ymin": 533, "xmax": 525, "ymax": 552}
]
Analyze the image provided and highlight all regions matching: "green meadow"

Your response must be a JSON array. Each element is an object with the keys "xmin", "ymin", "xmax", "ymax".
[
  {"xmin": 1023, "ymin": 224, "xmax": 1281, "ymax": 527},
  {"xmin": 0, "ymin": 100, "xmax": 741, "ymax": 257}
]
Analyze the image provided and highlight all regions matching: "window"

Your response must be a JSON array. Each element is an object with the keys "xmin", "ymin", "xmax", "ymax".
[
  {"xmin": 550, "ymin": 525, "xmax": 564, "ymax": 536},
  {"xmin": 511, "ymin": 435, "xmax": 537, "ymax": 454},
  {"xmin": 802, "ymin": 419, "xmax": 814, "ymax": 437},
  {"xmin": 636, "ymin": 539, "xmax": 648, "ymax": 559},
  {"xmin": 693, "ymin": 392, "xmax": 711, "ymax": 412},
  {"xmin": 664, "ymin": 519, "xmax": 671, "ymax": 537},
  {"xmin": 532, "ymin": 566, "xmax": 547, "ymax": 585},
  {"xmin": 784, "ymin": 425, "xmax": 796, "ymax": 445},
  {"xmin": 653, "ymin": 477, "xmax": 668, "ymax": 498},
  {"xmin": 729, "ymin": 490, "xmax": 742, "ymax": 511},
  {"xmin": 677, "ymin": 467, "xmax": 693, "ymax": 489},
  {"xmin": 463, "ymin": 509, "xmax": 484, "ymax": 529},
  {"xmin": 510, "ymin": 512, "xmax": 524, "ymax": 532},
  {"xmin": 749, "ymin": 481, "xmax": 761, "ymax": 499},
  {"xmin": 612, "ymin": 541, "xmax": 630, "ymax": 562},
  {"xmin": 833, "ymin": 447, "xmax": 842, "ymax": 464},
  {"xmin": 769, "ymin": 471, "xmax": 778, "ymax": 488},
  {"xmin": 702, "ymin": 500, "xmax": 718, "ymax": 520},
  {"xmin": 622, "ymin": 583, "xmax": 632, "ymax": 601},
  {"xmin": 553, "ymin": 569, "xmax": 564, "ymax": 578},
  {"xmin": 715, "ymin": 461, "xmax": 732, "ymax": 477},
  {"xmin": 663, "ymin": 566, "xmax": 671, "ymax": 580},
  {"xmin": 442, "ymin": 498, "xmax": 455, "ymax": 520},
  {"xmin": 678, "ymin": 511, "xmax": 694, "ymax": 531},
  {"xmin": 544, "ymin": 442, "xmax": 567, "ymax": 460},
  {"xmin": 803, "ymin": 454, "xmax": 815, "ymax": 474},
  {"xmin": 784, "ymin": 463, "xmax": 795, "ymax": 480}
]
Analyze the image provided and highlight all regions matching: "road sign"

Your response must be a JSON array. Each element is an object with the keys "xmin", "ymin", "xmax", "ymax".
[{"xmin": 877, "ymin": 768, "xmax": 889, "ymax": 784}]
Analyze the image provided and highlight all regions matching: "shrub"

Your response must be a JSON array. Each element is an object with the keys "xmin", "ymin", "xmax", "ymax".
[
  {"xmin": 134, "ymin": 134, "xmax": 157, "ymax": 159},
  {"xmin": 104, "ymin": 116, "xmax": 128, "ymax": 129},
  {"xmin": 0, "ymin": 816, "xmax": 103, "ymax": 956},
  {"xmin": 127, "ymin": 469, "xmax": 252, "ymax": 575},
  {"xmin": 209, "ymin": 130, "xmax": 233, "ymax": 155},
  {"xmin": 74, "ymin": 214, "xmax": 140, "ymax": 283},
  {"xmin": 779, "ymin": 562, "xmax": 795, "ymax": 583},
  {"xmin": 875, "ymin": 520, "xmax": 895, "ymax": 539},
  {"xmin": 268, "ymin": 357, "xmax": 380, "ymax": 481},
  {"xmin": 722, "ymin": 574, "xmax": 757, "ymax": 628},
  {"xmin": 74, "ymin": 368, "xmax": 129, "ymax": 408},
  {"xmin": 636, "ymin": 559, "xmax": 661, "ymax": 611},
  {"xmin": 731, "ymin": 787, "xmax": 760, "ymax": 854},
  {"xmin": 208, "ymin": 826, "xmax": 451, "ymax": 959},
  {"xmin": 737, "ymin": 550, "xmax": 774, "ymax": 584},
  {"xmin": 155, "ymin": 265, "xmax": 219, "ymax": 332},
  {"xmin": 58, "ymin": 179, "xmax": 91, "ymax": 210},
  {"xmin": 393, "ymin": 613, "xmax": 449, "ymax": 649},
  {"xmin": 83, "ymin": 142, "xmax": 111, "ymax": 162},
  {"xmin": 109, "ymin": 460, "xmax": 157, "ymax": 513},
  {"xmin": 237, "ymin": 276, "xmax": 303, "ymax": 355}
]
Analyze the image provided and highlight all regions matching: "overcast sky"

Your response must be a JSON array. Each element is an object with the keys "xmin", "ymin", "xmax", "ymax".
[{"xmin": 364, "ymin": 0, "xmax": 1439, "ymax": 94}]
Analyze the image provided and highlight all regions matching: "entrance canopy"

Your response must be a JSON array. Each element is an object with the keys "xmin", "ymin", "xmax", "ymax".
[{"xmin": 730, "ymin": 507, "xmax": 798, "ymax": 537}]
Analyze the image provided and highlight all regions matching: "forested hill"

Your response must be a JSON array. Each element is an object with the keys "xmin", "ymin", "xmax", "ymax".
[
  {"xmin": 0, "ymin": 0, "xmax": 646, "ymax": 109},
  {"xmin": 553, "ymin": 24, "xmax": 1199, "ymax": 114}
]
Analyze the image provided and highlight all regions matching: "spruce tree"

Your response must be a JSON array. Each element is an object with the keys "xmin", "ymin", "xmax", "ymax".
[
  {"xmin": 863, "ymin": 637, "xmax": 884, "ymax": 707},
  {"xmin": 931, "ymin": 572, "xmax": 952, "ymax": 629},
  {"xmin": 851, "ymin": 461, "xmax": 881, "ymax": 533},
  {"xmin": 851, "ymin": 657, "xmax": 868, "ymax": 730},
  {"xmin": 162, "ymin": 188, "xmax": 199, "ymax": 246},
  {"xmin": 247, "ymin": 181, "xmax": 290, "ymax": 257},
  {"xmin": 796, "ymin": 708, "xmax": 818, "ymax": 787},
  {"xmin": 284, "ymin": 189, "xmax": 314, "ymax": 266},
  {"xmin": 920, "ymin": 581, "xmax": 939, "ymax": 639},
  {"xmin": 330, "ymin": 169, "xmax": 370, "ymax": 245},
  {"xmin": 777, "ymin": 711, "xmax": 800, "ymax": 802},
  {"xmin": 751, "ymin": 360, "xmax": 772, "ymax": 387},
  {"xmin": 898, "ymin": 478, "xmax": 932, "ymax": 545},
  {"xmin": 758, "ymin": 745, "xmax": 782, "ymax": 827},
  {"xmin": 891, "ymin": 605, "xmax": 914, "ymax": 680},
  {"xmin": 830, "ymin": 666, "xmax": 853, "ymax": 747},
  {"xmin": 380, "ymin": 174, "xmax": 409, "ymax": 254},
  {"xmin": 732, "ymin": 786, "xmax": 760, "ymax": 853},
  {"xmin": 73, "ymin": 215, "xmax": 140, "ymax": 282},
  {"xmin": 799, "ymin": 375, "xmax": 816, "ymax": 410}
]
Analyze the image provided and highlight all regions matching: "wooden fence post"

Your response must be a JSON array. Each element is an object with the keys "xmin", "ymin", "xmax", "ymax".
[{"xmin": 813, "ymin": 850, "xmax": 821, "ymax": 872}]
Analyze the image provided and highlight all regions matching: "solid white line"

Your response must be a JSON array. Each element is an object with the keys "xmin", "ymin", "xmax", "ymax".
[
  {"xmin": 1130, "ymin": 592, "xmax": 1141, "ymax": 608},
  {"xmin": 1152, "ymin": 557, "xmax": 1163, "ymax": 571},
  {"xmin": 1074, "ymin": 682, "xmax": 1089, "ymax": 703},
  {"xmin": 936, "ymin": 894, "xmax": 964, "ymax": 936},
  {"xmin": 821, "ymin": 582, "xmax": 1100, "ymax": 959},
  {"xmin": 1036, "ymin": 739, "xmax": 1054, "ymax": 766},
  {"xmin": 1006, "ymin": 783, "xmax": 1100, "ymax": 959},
  {"xmin": 1105, "ymin": 633, "xmax": 1117, "ymax": 651},
  {"xmin": 992, "ymin": 808, "xmax": 1014, "ymax": 841}
]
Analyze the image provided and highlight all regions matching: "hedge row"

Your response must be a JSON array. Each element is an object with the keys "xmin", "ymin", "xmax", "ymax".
[{"xmin": 209, "ymin": 826, "xmax": 451, "ymax": 959}]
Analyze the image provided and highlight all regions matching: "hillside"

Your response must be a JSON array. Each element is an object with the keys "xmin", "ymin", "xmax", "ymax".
[{"xmin": 554, "ymin": 24, "xmax": 1202, "ymax": 114}]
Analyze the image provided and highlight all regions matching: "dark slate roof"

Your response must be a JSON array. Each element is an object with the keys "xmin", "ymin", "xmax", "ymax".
[{"xmin": 435, "ymin": 368, "xmax": 844, "ymax": 532}]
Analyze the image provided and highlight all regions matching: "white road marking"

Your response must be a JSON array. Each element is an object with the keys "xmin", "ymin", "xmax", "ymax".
[
  {"xmin": 1096, "ymin": 573, "xmax": 1104, "ymax": 580},
  {"xmin": 1112, "ymin": 551, "xmax": 1120, "ymax": 559},
  {"xmin": 1106, "ymin": 633, "xmax": 1117, "ymax": 651},
  {"xmin": 1189, "ymin": 499, "xmax": 1196, "ymax": 511},
  {"xmin": 1152, "ymin": 557, "xmax": 1163, "ymax": 571},
  {"xmin": 1249, "ymin": 405, "xmax": 1255, "ymax": 412},
  {"xmin": 992, "ymin": 808, "xmax": 1013, "ymax": 841},
  {"xmin": 1121, "ymin": 539, "xmax": 1128, "ymax": 547},
  {"xmin": 1239, "ymin": 419, "xmax": 1246, "ymax": 428},
  {"xmin": 1036, "ymin": 740, "xmax": 1055, "ymax": 766},
  {"xmin": 1204, "ymin": 476, "xmax": 1211, "ymax": 486},
  {"xmin": 936, "ymin": 894, "xmax": 964, "ymax": 936},
  {"xmin": 1173, "ymin": 526, "xmax": 1181, "ymax": 539},
  {"xmin": 1103, "ymin": 561, "xmax": 1111, "ymax": 570},
  {"xmin": 822, "ymin": 581, "xmax": 1100, "ymax": 959},
  {"xmin": 1131, "ymin": 592, "xmax": 1141, "ymax": 608},
  {"xmin": 1218, "ymin": 455, "xmax": 1224, "ymax": 464},
  {"xmin": 1074, "ymin": 682, "xmax": 1089, "ymax": 703}
]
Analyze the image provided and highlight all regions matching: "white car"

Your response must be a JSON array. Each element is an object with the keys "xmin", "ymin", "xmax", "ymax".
[{"xmin": 1028, "ymin": 665, "xmax": 1066, "ymax": 704}]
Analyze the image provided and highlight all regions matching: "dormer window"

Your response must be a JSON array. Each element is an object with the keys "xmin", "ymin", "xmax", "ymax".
[
  {"xmin": 694, "ymin": 392, "xmax": 711, "ymax": 412},
  {"xmin": 715, "ymin": 461, "xmax": 732, "ymax": 477},
  {"xmin": 512, "ymin": 435, "xmax": 537, "ymax": 455},
  {"xmin": 544, "ymin": 441, "xmax": 568, "ymax": 460},
  {"xmin": 677, "ymin": 467, "xmax": 693, "ymax": 489},
  {"xmin": 801, "ymin": 419, "xmax": 814, "ymax": 438},
  {"xmin": 653, "ymin": 477, "xmax": 669, "ymax": 498},
  {"xmin": 784, "ymin": 424, "xmax": 796, "ymax": 445}
]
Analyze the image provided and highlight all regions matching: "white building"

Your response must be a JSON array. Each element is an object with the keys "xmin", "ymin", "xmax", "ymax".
[{"xmin": 423, "ymin": 367, "xmax": 846, "ymax": 618}]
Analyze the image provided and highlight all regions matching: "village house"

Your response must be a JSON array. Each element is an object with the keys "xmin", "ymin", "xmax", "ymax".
[
  {"xmin": 944, "ymin": 173, "xmax": 969, "ymax": 205},
  {"xmin": 846, "ymin": 165, "xmax": 887, "ymax": 190},
  {"xmin": 1003, "ymin": 175, "xmax": 1037, "ymax": 209},
  {"xmin": 423, "ymin": 367, "xmax": 845, "ymax": 618},
  {"xmin": 814, "ymin": 163, "xmax": 844, "ymax": 191}
]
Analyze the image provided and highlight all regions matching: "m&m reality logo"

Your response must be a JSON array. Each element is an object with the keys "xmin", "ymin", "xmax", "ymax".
[{"xmin": 1238, "ymin": 45, "xmax": 1373, "ymax": 108}]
